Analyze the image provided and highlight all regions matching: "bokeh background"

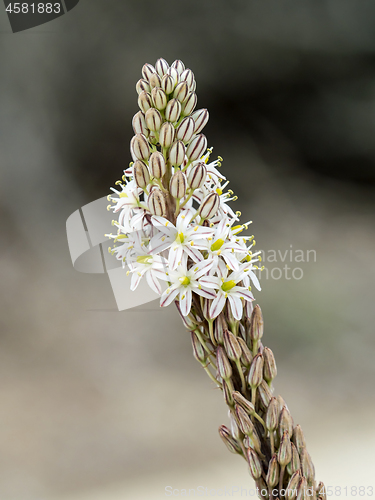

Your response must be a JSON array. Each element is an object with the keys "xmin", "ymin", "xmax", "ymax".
[{"xmin": 1, "ymin": 1, "xmax": 375, "ymax": 499}]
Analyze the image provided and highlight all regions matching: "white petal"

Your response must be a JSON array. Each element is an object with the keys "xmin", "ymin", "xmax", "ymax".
[
  {"xmin": 228, "ymin": 294, "xmax": 243, "ymax": 321},
  {"xmin": 160, "ymin": 286, "xmax": 180, "ymax": 307},
  {"xmin": 209, "ymin": 293, "xmax": 226, "ymax": 319},
  {"xmin": 198, "ymin": 276, "xmax": 220, "ymax": 289},
  {"xmin": 146, "ymin": 271, "xmax": 162, "ymax": 295},
  {"xmin": 249, "ymin": 270, "xmax": 261, "ymax": 291},
  {"xmin": 169, "ymin": 245, "xmax": 184, "ymax": 270},
  {"xmin": 179, "ymin": 289, "xmax": 192, "ymax": 316}
]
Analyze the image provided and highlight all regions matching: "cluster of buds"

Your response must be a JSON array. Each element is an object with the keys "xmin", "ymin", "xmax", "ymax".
[{"xmin": 107, "ymin": 59, "xmax": 322, "ymax": 499}]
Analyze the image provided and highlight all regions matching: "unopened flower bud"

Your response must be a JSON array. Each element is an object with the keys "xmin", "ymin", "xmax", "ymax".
[
  {"xmin": 278, "ymin": 431, "xmax": 292, "ymax": 466},
  {"xmin": 237, "ymin": 337, "xmax": 253, "ymax": 368},
  {"xmin": 149, "ymin": 72, "xmax": 161, "ymax": 89},
  {"xmin": 187, "ymin": 162, "xmax": 207, "ymax": 189},
  {"xmin": 228, "ymin": 410, "xmax": 240, "ymax": 439},
  {"xmin": 151, "ymin": 87, "xmax": 167, "ymax": 110},
  {"xmin": 155, "ymin": 58, "xmax": 169, "ymax": 77},
  {"xmin": 279, "ymin": 406, "xmax": 294, "ymax": 438},
  {"xmin": 263, "ymin": 346, "xmax": 277, "ymax": 383},
  {"xmin": 191, "ymin": 331, "xmax": 206, "ymax": 363},
  {"xmin": 136, "ymin": 78, "xmax": 151, "ymax": 95},
  {"xmin": 169, "ymin": 140, "xmax": 186, "ymax": 167},
  {"xmin": 186, "ymin": 134, "xmax": 207, "ymax": 161},
  {"xmin": 292, "ymin": 424, "xmax": 306, "ymax": 454},
  {"xmin": 300, "ymin": 447, "xmax": 315, "ymax": 482},
  {"xmin": 317, "ymin": 482, "xmax": 326, "ymax": 500},
  {"xmin": 250, "ymin": 305, "xmax": 264, "ymax": 341},
  {"xmin": 277, "ymin": 395, "xmax": 288, "ymax": 412},
  {"xmin": 182, "ymin": 92, "xmax": 197, "ymax": 116},
  {"xmin": 191, "ymin": 108, "xmax": 209, "ymax": 134},
  {"xmin": 248, "ymin": 353, "xmax": 264, "ymax": 389},
  {"xmin": 222, "ymin": 379, "xmax": 234, "ymax": 407},
  {"xmin": 218, "ymin": 425, "xmax": 242, "ymax": 455},
  {"xmin": 180, "ymin": 68, "xmax": 195, "ymax": 90},
  {"xmin": 286, "ymin": 471, "xmax": 301, "ymax": 500},
  {"xmin": 149, "ymin": 151, "xmax": 166, "ymax": 178},
  {"xmin": 247, "ymin": 448, "xmax": 262, "ymax": 480},
  {"xmin": 258, "ymin": 380, "xmax": 273, "ymax": 409},
  {"xmin": 159, "ymin": 122, "xmax": 175, "ymax": 148},
  {"xmin": 223, "ymin": 330, "xmax": 242, "ymax": 361},
  {"xmin": 199, "ymin": 192, "xmax": 220, "ymax": 219},
  {"xmin": 216, "ymin": 346, "xmax": 232, "ymax": 380},
  {"xmin": 232, "ymin": 391, "xmax": 255, "ymax": 416},
  {"xmin": 145, "ymin": 108, "xmax": 162, "ymax": 132},
  {"xmin": 266, "ymin": 398, "xmax": 280, "ymax": 432},
  {"xmin": 255, "ymin": 478, "xmax": 268, "ymax": 500},
  {"xmin": 138, "ymin": 91, "xmax": 153, "ymax": 113},
  {"xmin": 266, "ymin": 455, "xmax": 279, "ymax": 488},
  {"xmin": 166, "ymin": 67, "xmax": 179, "ymax": 86},
  {"xmin": 170, "ymin": 170, "xmax": 187, "ymax": 199},
  {"xmin": 142, "ymin": 63, "xmax": 156, "ymax": 81},
  {"xmin": 133, "ymin": 160, "xmax": 150, "ymax": 189},
  {"xmin": 297, "ymin": 477, "xmax": 307, "ymax": 500},
  {"xmin": 130, "ymin": 133, "xmax": 150, "ymax": 161},
  {"xmin": 171, "ymin": 59, "xmax": 185, "ymax": 75},
  {"xmin": 161, "ymin": 74, "xmax": 174, "ymax": 95},
  {"xmin": 287, "ymin": 442, "xmax": 301, "ymax": 476},
  {"xmin": 132, "ymin": 111, "xmax": 149, "ymax": 138},
  {"xmin": 148, "ymin": 188, "xmax": 167, "ymax": 216},
  {"xmin": 214, "ymin": 314, "xmax": 227, "ymax": 344},
  {"xmin": 235, "ymin": 404, "xmax": 254, "ymax": 436},
  {"xmin": 173, "ymin": 81, "xmax": 189, "ymax": 103},
  {"xmin": 165, "ymin": 98, "xmax": 182, "ymax": 123},
  {"xmin": 176, "ymin": 117, "xmax": 195, "ymax": 144}
]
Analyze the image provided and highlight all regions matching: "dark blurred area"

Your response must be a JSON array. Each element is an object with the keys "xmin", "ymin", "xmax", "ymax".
[{"xmin": 0, "ymin": 2, "xmax": 374, "ymax": 499}]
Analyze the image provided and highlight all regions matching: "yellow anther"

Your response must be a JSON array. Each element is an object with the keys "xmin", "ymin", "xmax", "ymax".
[
  {"xmin": 218, "ymin": 156, "xmax": 223, "ymax": 161},
  {"xmin": 122, "ymin": 175, "xmax": 126, "ymax": 181},
  {"xmin": 190, "ymin": 241, "xmax": 194, "ymax": 246},
  {"xmin": 126, "ymin": 271, "xmax": 130, "ymax": 276},
  {"xmin": 165, "ymin": 221, "xmax": 169, "ymax": 226},
  {"xmin": 108, "ymin": 247, "xmax": 112, "ymax": 253},
  {"xmin": 236, "ymin": 211, "xmax": 241, "ymax": 217},
  {"xmin": 107, "ymin": 205, "xmax": 112, "ymax": 211},
  {"xmin": 228, "ymin": 190, "xmax": 234, "ymax": 195},
  {"xmin": 210, "ymin": 223, "xmax": 214, "ymax": 227},
  {"xmin": 107, "ymin": 195, "xmax": 112, "ymax": 201},
  {"xmin": 166, "ymin": 288, "xmax": 171, "ymax": 294},
  {"xmin": 232, "ymin": 196, "xmax": 238, "ymax": 201},
  {"xmin": 194, "ymin": 226, "xmax": 199, "ymax": 231},
  {"xmin": 258, "ymin": 256, "xmax": 262, "ymax": 262},
  {"xmin": 161, "ymin": 236, "xmax": 166, "ymax": 241}
]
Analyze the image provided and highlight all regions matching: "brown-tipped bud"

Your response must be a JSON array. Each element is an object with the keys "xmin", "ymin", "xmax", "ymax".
[
  {"xmin": 133, "ymin": 160, "xmax": 150, "ymax": 189},
  {"xmin": 279, "ymin": 406, "xmax": 294, "ymax": 438},
  {"xmin": 159, "ymin": 122, "xmax": 175, "ymax": 148},
  {"xmin": 201, "ymin": 297, "xmax": 211, "ymax": 321},
  {"xmin": 238, "ymin": 337, "xmax": 253, "ymax": 368},
  {"xmin": 130, "ymin": 134, "xmax": 150, "ymax": 161},
  {"xmin": 191, "ymin": 108, "xmax": 209, "ymax": 134},
  {"xmin": 165, "ymin": 98, "xmax": 182, "ymax": 123},
  {"xmin": 258, "ymin": 380, "xmax": 273, "ymax": 409},
  {"xmin": 286, "ymin": 471, "xmax": 301, "ymax": 500},
  {"xmin": 218, "ymin": 425, "xmax": 242, "ymax": 455},
  {"xmin": 166, "ymin": 66, "xmax": 179, "ymax": 86},
  {"xmin": 173, "ymin": 81, "xmax": 189, "ymax": 103},
  {"xmin": 169, "ymin": 170, "xmax": 187, "ymax": 199},
  {"xmin": 296, "ymin": 477, "xmax": 307, "ymax": 500},
  {"xmin": 266, "ymin": 398, "xmax": 279, "ymax": 432},
  {"xmin": 247, "ymin": 448, "xmax": 262, "ymax": 480},
  {"xmin": 147, "ymin": 188, "xmax": 167, "ymax": 217},
  {"xmin": 214, "ymin": 314, "xmax": 227, "ymax": 344},
  {"xmin": 300, "ymin": 447, "xmax": 315, "ymax": 483},
  {"xmin": 229, "ymin": 410, "xmax": 240, "ymax": 439},
  {"xmin": 235, "ymin": 404, "xmax": 255, "ymax": 436},
  {"xmin": 138, "ymin": 91, "xmax": 153, "ymax": 113},
  {"xmin": 149, "ymin": 151, "xmax": 166, "ymax": 178},
  {"xmin": 142, "ymin": 63, "xmax": 155, "ymax": 81},
  {"xmin": 171, "ymin": 59, "xmax": 185, "ymax": 75},
  {"xmin": 292, "ymin": 424, "xmax": 306, "ymax": 454},
  {"xmin": 136, "ymin": 78, "xmax": 151, "ymax": 95},
  {"xmin": 255, "ymin": 478, "xmax": 269, "ymax": 499},
  {"xmin": 180, "ymin": 68, "xmax": 195, "ymax": 90},
  {"xmin": 223, "ymin": 330, "xmax": 242, "ymax": 362},
  {"xmin": 155, "ymin": 58, "xmax": 169, "ymax": 77},
  {"xmin": 216, "ymin": 346, "xmax": 232, "ymax": 380},
  {"xmin": 145, "ymin": 108, "xmax": 162, "ymax": 132},
  {"xmin": 151, "ymin": 87, "xmax": 167, "ymax": 111},
  {"xmin": 186, "ymin": 133, "xmax": 207, "ymax": 161},
  {"xmin": 222, "ymin": 380, "xmax": 234, "ymax": 407},
  {"xmin": 278, "ymin": 431, "xmax": 292, "ymax": 466},
  {"xmin": 149, "ymin": 72, "xmax": 161, "ymax": 89},
  {"xmin": 176, "ymin": 117, "xmax": 195, "ymax": 144},
  {"xmin": 191, "ymin": 331, "xmax": 206, "ymax": 363},
  {"xmin": 232, "ymin": 391, "xmax": 255, "ymax": 416},
  {"xmin": 263, "ymin": 346, "xmax": 277, "ymax": 383},
  {"xmin": 169, "ymin": 140, "xmax": 186, "ymax": 167},
  {"xmin": 277, "ymin": 395, "xmax": 288, "ymax": 412},
  {"xmin": 248, "ymin": 353, "xmax": 264, "ymax": 389},
  {"xmin": 250, "ymin": 305, "xmax": 264, "ymax": 341},
  {"xmin": 187, "ymin": 162, "xmax": 207, "ymax": 189},
  {"xmin": 161, "ymin": 74, "xmax": 174, "ymax": 95},
  {"xmin": 266, "ymin": 455, "xmax": 279, "ymax": 488},
  {"xmin": 199, "ymin": 192, "xmax": 220, "ymax": 220},
  {"xmin": 287, "ymin": 442, "xmax": 301, "ymax": 476},
  {"xmin": 132, "ymin": 111, "xmax": 149, "ymax": 138},
  {"xmin": 317, "ymin": 482, "xmax": 326, "ymax": 500},
  {"xmin": 182, "ymin": 92, "xmax": 197, "ymax": 116}
]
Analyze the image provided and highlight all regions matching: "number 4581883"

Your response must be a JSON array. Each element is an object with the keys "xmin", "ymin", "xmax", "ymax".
[{"xmin": 6, "ymin": 3, "xmax": 61, "ymax": 14}]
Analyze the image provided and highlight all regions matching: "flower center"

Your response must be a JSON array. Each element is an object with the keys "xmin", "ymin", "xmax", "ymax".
[
  {"xmin": 221, "ymin": 280, "xmax": 236, "ymax": 292},
  {"xmin": 136, "ymin": 255, "xmax": 152, "ymax": 264},
  {"xmin": 177, "ymin": 232, "xmax": 185, "ymax": 244},
  {"xmin": 179, "ymin": 276, "xmax": 190, "ymax": 286},
  {"xmin": 211, "ymin": 238, "xmax": 224, "ymax": 252}
]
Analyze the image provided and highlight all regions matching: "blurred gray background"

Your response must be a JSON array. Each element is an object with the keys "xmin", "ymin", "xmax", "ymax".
[{"xmin": 0, "ymin": 1, "xmax": 375, "ymax": 499}]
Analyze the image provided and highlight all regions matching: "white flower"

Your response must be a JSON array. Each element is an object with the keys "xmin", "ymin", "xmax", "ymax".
[
  {"xmin": 199, "ymin": 259, "xmax": 255, "ymax": 320},
  {"xmin": 148, "ymin": 209, "xmax": 214, "ymax": 270},
  {"xmin": 128, "ymin": 252, "xmax": 168, "ymax": 295},
  {"xmin": 109, "ymin": 180, "xmax": 148, "ymax": 233},
  {"xmin": 159, "ymin": 259, "xmax": 216, "ymax": 316}
]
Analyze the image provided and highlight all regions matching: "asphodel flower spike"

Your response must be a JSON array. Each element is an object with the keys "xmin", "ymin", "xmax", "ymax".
[{"xmin": 107, "ymin": 58, "xmax": 322, "ymax": 499}]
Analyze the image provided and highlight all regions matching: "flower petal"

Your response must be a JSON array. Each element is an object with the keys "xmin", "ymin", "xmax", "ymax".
[{"xmin": 209, "ymin": 293, "xmax": 226, "ymax": 319}]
